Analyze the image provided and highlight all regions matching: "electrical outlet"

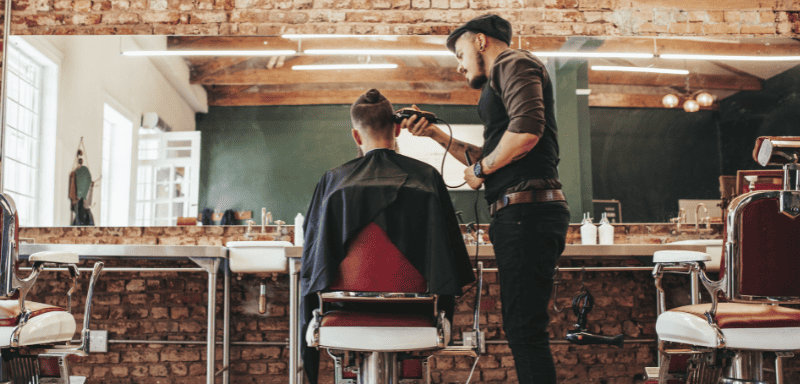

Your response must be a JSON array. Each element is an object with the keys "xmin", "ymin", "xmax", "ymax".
[
  {"xmin": 89, "ymin": 330, "xmax": 108, "ymax": 353},
  {"xmin": 461, "ymin": 331, "xmax": 486, "ymax": 354}
]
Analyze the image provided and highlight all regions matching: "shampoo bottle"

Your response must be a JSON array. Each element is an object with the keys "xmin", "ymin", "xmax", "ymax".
[
  {"xmin": 598, "ymin": 212, "xmax": 614, "ymax": 245},
  {"xmin": 580, "ymin": 213, "xmax": 597, "ymax": 245},
  {"xmin": 294, "ymin": 213, "xmax": 305, "ymax": 247}
]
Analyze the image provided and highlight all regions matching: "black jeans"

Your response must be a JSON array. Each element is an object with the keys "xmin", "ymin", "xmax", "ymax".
[{"xmin": 489, "ymin": 201, "xmax": 570, "ymax": 384}]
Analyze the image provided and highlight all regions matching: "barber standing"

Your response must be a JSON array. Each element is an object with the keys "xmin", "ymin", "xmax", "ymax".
[{"xmin": 401, "ymin": 14, "xmax": 570, "ymax": 384}]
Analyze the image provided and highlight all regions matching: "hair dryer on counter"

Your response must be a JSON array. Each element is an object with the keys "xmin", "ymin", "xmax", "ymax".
[{"xmin": 565, "ymin": 289, "xmax": 624, "ymax": 348}]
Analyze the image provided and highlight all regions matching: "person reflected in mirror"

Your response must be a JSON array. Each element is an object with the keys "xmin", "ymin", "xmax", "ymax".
[{"xmin": 400, "ymin": 14, "xmax": 570, "ymax": 384}]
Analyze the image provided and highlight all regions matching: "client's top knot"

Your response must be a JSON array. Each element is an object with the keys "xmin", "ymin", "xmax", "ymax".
[{"xmin": 363, "ymin": 89, "xmax": 384, "ymax": 104}]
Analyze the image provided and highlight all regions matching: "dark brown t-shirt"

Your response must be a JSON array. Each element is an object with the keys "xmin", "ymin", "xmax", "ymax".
[
  {"xmin": 489, "ymin": 49, "xmax": 549, "ymax": 137},
  {"xmin": 479, "ymin": 49, "xmax": 561, "ymax": 202}
]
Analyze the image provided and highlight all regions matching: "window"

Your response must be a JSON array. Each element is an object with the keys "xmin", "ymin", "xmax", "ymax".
[
  {"xmin": 3, "ymin": 38, "xmax": 59, "ymax": 226},
  {"xmin": 134, "ymin": 131, "xmax": 200, "ymax": 226},
  {"xmin": 100, "ymin": 103, "xmax": 134, "ymax": 226}
]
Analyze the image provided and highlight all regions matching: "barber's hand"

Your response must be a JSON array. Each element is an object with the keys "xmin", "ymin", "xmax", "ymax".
[
  {"xmin": 401, "ymin": 105, "xmax": 438, "ymax": 138},
  {"xmin": 464, "ymin": 166, "xmax": 484, "ymax": 190}
]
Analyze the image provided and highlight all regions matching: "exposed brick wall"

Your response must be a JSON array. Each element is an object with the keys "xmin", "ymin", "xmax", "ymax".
[
  {"xmin": 2, "ymin": 0, "xmax": 800, "ymax": 35},
  {"xmin": 19, "ymin": 224, "xmax": 800, "ymax": 384}
]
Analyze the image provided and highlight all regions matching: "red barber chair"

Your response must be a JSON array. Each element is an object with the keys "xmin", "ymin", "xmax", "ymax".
[
  {"xmin": 0, "ymin": 193, "xmax": 105, "ymax": 383},
  {"xmin": 649, "ymin": 136, "xmax": 800, "ymax": 384},
  {"xmin": 306, "ymin": 222, "xmax": 484, "ymax": 384}
]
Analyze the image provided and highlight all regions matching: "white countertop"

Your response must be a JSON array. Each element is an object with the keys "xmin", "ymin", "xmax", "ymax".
[
  {"xmin": 283, "ymin": 243, "xmax": 707, "ymax": 259},
  {"xmin": 19, "ymin": 244, "xmax": 228, "ymax": 259}
]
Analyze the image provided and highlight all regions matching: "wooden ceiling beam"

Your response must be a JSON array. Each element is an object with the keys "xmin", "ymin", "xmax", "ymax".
[
  {"xmin": 168, "ymin": 36, "xmax": 449, "ymax": 53},
  {"xmin": 193, "ymin": 65, "xmax": 464, "ymax": 85},
  {"xmin": 191, "ymin": 57, "xmax": 254, "ymax": 84},
  {"xmin": 589, "ymin": 93, "xmax": 718, "ymax": 111},
  {"xmin": 708, "ymin": 61, "xmax": 764, "ymax": 81},
  {"xmin": 207, "ymin": 89, "xmax": 480, "ymax": 106},
  {"xmin": 588, "ymin": 71, "xmax": 762, "ymax": 91}
]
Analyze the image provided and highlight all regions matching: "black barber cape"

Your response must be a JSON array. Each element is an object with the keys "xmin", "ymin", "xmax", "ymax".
[{"xmin": 301, "ymin": 148, "xmax": 475, "ymax": 384}]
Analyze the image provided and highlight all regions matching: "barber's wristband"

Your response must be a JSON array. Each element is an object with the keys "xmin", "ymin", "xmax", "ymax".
[{"xmin": 473, "ymin": 162, "xmax": 487, "ymax": 178}]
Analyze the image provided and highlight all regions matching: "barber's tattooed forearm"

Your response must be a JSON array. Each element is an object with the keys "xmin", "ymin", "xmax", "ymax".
[
  {"xmin": 484, "ymin": 148, "xmax": 500, "ymax": 171},
  {"xmin": 435, "ymin": 136, "xmax": 483, "ymax": 164},
  {"xmin": 481, "ymin": 133, "xmax": 539, "ymax": 175},
  {"xmin": 465, "ymin": 146, "xmax": 483, "ymax": 163}
]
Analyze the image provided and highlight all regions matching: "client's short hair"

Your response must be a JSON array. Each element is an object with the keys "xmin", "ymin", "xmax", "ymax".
[{"xmin": 350, "ymin": 89, "xmax": 394, "ymax": 138}]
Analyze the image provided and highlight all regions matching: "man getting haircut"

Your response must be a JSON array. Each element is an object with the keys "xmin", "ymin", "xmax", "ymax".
[{"xmin": 300, "ymin": 89, "xmax": 475, "ymax": 384}]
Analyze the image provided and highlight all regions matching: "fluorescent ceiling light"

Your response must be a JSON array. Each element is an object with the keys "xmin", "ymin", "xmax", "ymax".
[
  {"xmin": 122, "ymin": 50, "xmax": 297, "ymax": 56},
  {"xmin": 575, "ymin": 89, "xmax": 592, "ymax": 95},
  {"xmin": 591, "ymin": 65, "xmax": 689, "ymax": 75},
  {"xmin": 531, "ymin": 52, "xmax": 654, "ymax": 59},
  {"xmin": 304, "ymin": 49, "xmax": 453, "ymax": 56},
  {"xmin": 292, "ymin": 64, "xmax": 399, "ymax": 70},
  {"xmin": 660, "ymin": 54, "xmax": 800, "ymax": 61}
]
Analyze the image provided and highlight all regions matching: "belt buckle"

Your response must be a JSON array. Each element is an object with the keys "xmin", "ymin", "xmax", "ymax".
[{"xmin": 497, "ymin": 195, "xmax": 511, "ymax": 209}]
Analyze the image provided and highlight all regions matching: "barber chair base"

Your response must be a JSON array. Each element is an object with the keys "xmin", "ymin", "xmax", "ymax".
[
  {"xmin": 656, "ymin": 303, "xmax": 800, "ymax": 350},
  {"xmin": 329, "ymin": 350, "xmax": 430, "ymax": 384},
  {"xmin": 0, "ymin": 311, "xmax": 76, "ymax": 347},
  {"xmin": 651, "ymin": 348, "xmax": 775, "ymax": 384}
]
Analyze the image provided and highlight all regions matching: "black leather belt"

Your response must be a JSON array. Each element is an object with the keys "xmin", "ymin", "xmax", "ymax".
[{"xmin": 489, "ymin": 189, "xmax": 566, "ymax": 217}]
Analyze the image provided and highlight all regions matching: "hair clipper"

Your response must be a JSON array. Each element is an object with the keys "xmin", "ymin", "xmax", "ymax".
[{"xmin": 393, "ymin": 108, "xmax": 437, "ymax": 124}]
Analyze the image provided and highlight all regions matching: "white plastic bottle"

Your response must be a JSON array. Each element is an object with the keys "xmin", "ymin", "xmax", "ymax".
[
  {"xmin": 598, "ymin": 212, "xmax": 614, "ymax": 245},
  {"xmin": 580, "ymin": 213, "xmax": 597, "ymax": 245},
  {"xmin": 294, "ymin": 213, "xmax": 305, "ymax": 247}
]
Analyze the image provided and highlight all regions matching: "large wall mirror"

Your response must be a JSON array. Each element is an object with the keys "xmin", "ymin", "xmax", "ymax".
[{"xmin": 3, "ymin": 35, "xmax": 799, "ymax": 226}]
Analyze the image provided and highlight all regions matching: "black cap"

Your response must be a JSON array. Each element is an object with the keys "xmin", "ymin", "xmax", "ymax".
[{"xmin": 446, "ymin": 14, "xmax": 512, "ymax": 53}]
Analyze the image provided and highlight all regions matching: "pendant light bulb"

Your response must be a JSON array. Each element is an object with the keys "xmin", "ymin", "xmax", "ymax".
[
  {"xmin": 683, "ymin": 99, "xmax": 700, "ymax": 113},
  {"xmin": 696, "ymin": 92, "xmax": 714, "ymax": 107},
  {"xmin": 662, "ymin": 94, "xmax": 679, "ymax": 108}
]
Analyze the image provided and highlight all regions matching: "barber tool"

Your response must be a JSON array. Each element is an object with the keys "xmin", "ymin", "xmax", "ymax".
[
  {"xmin": 393, "ymin": 107, "xmax": 438, "ymax": 124},
  {"xmin": 565, "ymin": 286, "xmax": 624, "ymax": 348}
]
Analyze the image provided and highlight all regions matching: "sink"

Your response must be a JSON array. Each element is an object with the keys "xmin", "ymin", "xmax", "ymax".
[
  {"xmin": 669, "ymin": 239, "xmax": 723, "ymax": 272},
  {"xmin": 226, "ymin": 241, "xmax": 293, "ymax": 273}
]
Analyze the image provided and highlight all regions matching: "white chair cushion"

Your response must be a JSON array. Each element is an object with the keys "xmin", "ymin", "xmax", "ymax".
[
  {"xmin": 657, "ymin": 303, "xmax": 800, "ymax": 350},
  {"xmin": 30, "ymin": 251, "xmax": 79, "ymax": 264},
  {"xmin": 0, "ymin": 311, "xmax": 76, "ymax": 347},
  {"xmin": 653, "ymin": 250, "xmax": 711, "ymax": 263},
  {"xmin": 318, "ymin": 326, "xmax": 440, "ymax": 351},
  {"xmin": 307, "ymin": 310, "xmax": 442, "ymax": 352}
]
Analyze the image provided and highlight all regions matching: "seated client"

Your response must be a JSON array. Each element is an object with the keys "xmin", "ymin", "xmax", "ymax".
[{"xmin": 300, "ymin": 89, "xmax": 476, "ymax": 384}]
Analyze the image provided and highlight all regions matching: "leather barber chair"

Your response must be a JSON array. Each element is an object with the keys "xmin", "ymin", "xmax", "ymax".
[
  {"xmin": 306, "ymin": 222, "xmax": 484, "ymax": 384},
  {"xmin": 649, "ymin": 136, "xmax": 800, "ymax": 384},
  {"xmin": 0, "ymin": 193, "xmax": 105, "ymax": 384}
]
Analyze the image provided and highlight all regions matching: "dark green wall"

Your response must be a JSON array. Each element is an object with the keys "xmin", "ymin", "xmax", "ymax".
[
  {"xmin": 550, "ymin": 58, "xmax": 593, "ymax": 223},
  {"xmin": 590, "ymin": 108, "xmax": 722, "ymax": 223},
  {"xmin": 197, "ymin": 104, "xmax": 491, "ymax": 226},
  {"xmin": 718, "ymin": 64, "xmax": 800, "ymax": 175},
  {"xmin": 198, "ymin": 104, "xmax": 723, "ymax": 225}
]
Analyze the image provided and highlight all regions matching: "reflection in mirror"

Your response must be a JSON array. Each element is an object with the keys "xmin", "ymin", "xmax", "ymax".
[{"xmin": 2, "ymin": 35, "xmax": 800, "ymax": 226}]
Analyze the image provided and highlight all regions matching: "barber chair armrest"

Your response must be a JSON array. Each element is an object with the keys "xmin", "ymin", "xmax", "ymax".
[
  {"xmin": 653, "ymin": 250, "xmax": 711, "ymax": 264},
  {"xmin": 29, "ymin": 251, "xmax": 79, "ymax": 264}
]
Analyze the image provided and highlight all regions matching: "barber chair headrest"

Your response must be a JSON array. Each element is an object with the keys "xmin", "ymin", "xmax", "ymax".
[{"xmin": 754, "ymin": 136, "xmax": 800, "ymax": 167}]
